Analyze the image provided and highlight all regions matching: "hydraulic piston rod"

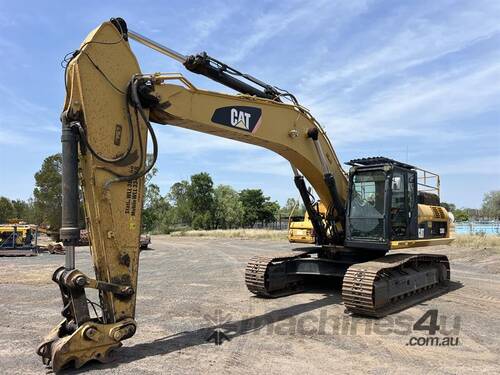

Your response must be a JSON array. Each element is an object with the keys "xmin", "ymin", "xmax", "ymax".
[
  {"xmin": 60, "ymin": 115, "xmax": 80, "ymax": 269},
  {"xmin": 119, "ymin": 19, "xmax": 278, "ymax": 100},
  {"xmin": 128, "ymin": 29, "xmax": 188, "ymax": 64}
]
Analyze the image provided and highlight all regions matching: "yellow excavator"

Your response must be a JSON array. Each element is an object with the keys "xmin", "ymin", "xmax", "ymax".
[
  {"xmin": 288, "ymin": 201, "xmax": 326, "ymax": 244},
  {"xmin": 37, "ymin": 18, "xmax": 454, "ymax": 371}
]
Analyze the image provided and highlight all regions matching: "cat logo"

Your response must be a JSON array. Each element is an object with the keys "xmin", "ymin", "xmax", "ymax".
[
  {"xmin": 211, "ymin": 106, "xmax": 262, "ymax": 133},
  {"xmin": 230, "ymin": 108, "xmax": 252, "ymax": 129}
]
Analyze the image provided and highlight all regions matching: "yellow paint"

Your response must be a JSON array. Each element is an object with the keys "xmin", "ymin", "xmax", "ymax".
[{"xmin": 390, "ymin": 237, "xmax": 454, "ymax": 250}]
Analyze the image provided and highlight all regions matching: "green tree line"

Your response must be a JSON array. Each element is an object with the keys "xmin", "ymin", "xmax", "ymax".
[
  {"xmin": 0, "ymin": 154, "xmax": 63, "ymax": 227},
  {"xmin": 142, "ymin": 168, "xmax": 286, "ymax": 233},
  {"xmin": 2, "ymin": 153, "xmax": 497, "ymax": 230},
  {"xmin": 441, "ymin": 192, "xmax": 500, "ymax": 221},
  {"xmin": 0, "ymin": 153, "xmax": 304, "ymax": 233}
]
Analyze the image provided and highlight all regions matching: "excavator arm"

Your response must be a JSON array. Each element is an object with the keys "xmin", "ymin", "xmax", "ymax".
[
  {"xmin": 37, "ymin": 19, "xmax": 348, "ymax": 370},
  {"xmin": 149, "ymin": 78, "xmax": 348, "ymax": 239}
]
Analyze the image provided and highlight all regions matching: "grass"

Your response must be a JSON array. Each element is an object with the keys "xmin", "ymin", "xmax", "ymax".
[
  {"xmin": 36, "ymin": 228, "xmax": 500, "ymax": 254},
  {"xmin": 170, "ymin": 228, "xmax": 288, "ymax": 240},
  {"xmin": 451, "ymin": 233, "xmax": 500, "ymax": 249},
  {"xmin": 169, "ymin": 229, "xmax": 500, "ymax": 249}
]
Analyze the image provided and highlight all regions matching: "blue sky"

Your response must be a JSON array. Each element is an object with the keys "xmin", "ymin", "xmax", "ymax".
[{"xmin": 0, "ymin": 0, "xmax": 498, "ymax": 208}]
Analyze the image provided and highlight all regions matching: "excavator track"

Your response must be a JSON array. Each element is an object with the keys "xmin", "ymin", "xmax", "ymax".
[
  {"xmin": 342, "ymin": 253, "xmax": 450, "ymax": 318},
  {"xmin": 245, "ymin": 251, "xmax": 311, "ymax": 297}
]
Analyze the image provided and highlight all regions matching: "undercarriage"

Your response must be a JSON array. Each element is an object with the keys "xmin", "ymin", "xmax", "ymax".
[{"xmin": 246, "ymin": 247, "xmax": 450, "ymax": 317}]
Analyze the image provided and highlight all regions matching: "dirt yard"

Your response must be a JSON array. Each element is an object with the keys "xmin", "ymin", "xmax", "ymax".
[{"xmin": 1, "ymin": 236, "xmax": 499, "ymax": 374}]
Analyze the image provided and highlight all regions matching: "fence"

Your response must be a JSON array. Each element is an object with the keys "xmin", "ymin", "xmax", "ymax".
[
  {"xmin": 454, "ymin": 221, "xmax": 500, "ymax": 235},
  {"xmin": 252, "ymin": 217, "xmax": 290, "ymax": 230}
]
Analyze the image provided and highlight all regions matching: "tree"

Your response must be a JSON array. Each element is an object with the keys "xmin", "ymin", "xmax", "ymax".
[
  {"xmin": 260, "ymin": 200, "xmax": 280, "ymax": 224},
  {"xmin": 141, "ymin": 155, "xmax": 174, "ymax": 233},
  {"xmin": 463, "ymin": 207, "xmax": 481, "ymax": 220},
  {"xmin": 239, "ymin": 189, "xmax": 278, "ymax": 227},
  {"xmin": 481, "ymin": 190, "xmax": 500, "ymax": 219},
  {"xmin": 280, "ymin": 198, "xmax": 305, "ymax": 217},
  {"xmin": 143, "ymin": 155, "xmax": 160, "ymax": 213},
  {"xmin": 192, "ymin": 212, "xmax": 212, "ymax": 230},
  {"xmin": 142, "ymin": 183, "xmax": 172, "ymax": 233},
  {"xmin": 0, "ymin": 197, "xmax": 14, "ymax": 223},
  {"xmin": 239, "ymin": 189, "xmax": 266, "ymax": 227},
  {"xmin": 281, "ymin": 198, "xmax": 298, "ymax": 215},
  {"xmin": 143, "ymin": 182, "xmax": 171, "ymax": 233},
  {"xmin": 453, "ymin": 208, "xmax": 469, "ymax": 222},
  {"xmin": 188, "ymin": 173, "xmax": 215, "ymax": 229},
  {"xmin": 168, "ymin": 180, "xmax": 192, "ymax": 225},
  {"xmin": 11, "ymin": 199, "xmax": 30, "ymax": 220},
  {"xmin": 188, "ymin": 173, "xmax": 214, "ymax": 212},
  {"xmin": 33, "ymin": 154, "xmax": 62, "ymax": 230},
  {"xmin": 440, "ymin": 202, "xmax": 456, "ymax": 212},
  {"xmin": 23, "ymin": 198, "xmax": 41, "ymax": 224},
  {"xmin": 213, "ymin": 185, "xmax": 243, "ymax": 229}
]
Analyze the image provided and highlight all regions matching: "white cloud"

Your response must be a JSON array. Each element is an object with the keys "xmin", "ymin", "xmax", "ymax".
[
  {"xmin": 222, "ymin": 0, "xmax": 372, "ymax": 63},
  {"xmin": 217, "ymin": 152, "xmax": 292, "ymax": 177},
  {"xmin": 309, "ymin": 58, "xmax": 500, "ymax": 145},
  {"xmin": 0, "ymin": 129, "xmax": 29, "ymax": 145},
  {"xmin": 289, "ymin": 1, "xmax": 500, "ymax": 150},
  {"xmin": 0, "ymin": 81, "xmax": 61, "ymax": 153},
  {"xmin": 433, "ymin": 155, "xmax": 500, "ymax": 176},
  {"xmin": 299, "ymin": 1, "xmax": 500, "ymax": 95},
  {"xmin": 0, "ymin": 84, "xmax": 51, "ymax": 115},
  {"xmin": 183, "ymin": 4, "xmax": 234, "ymax": 52},
  {"xmin": 153, "ymin": 125, "xmax": 258, "ymax": 156}
]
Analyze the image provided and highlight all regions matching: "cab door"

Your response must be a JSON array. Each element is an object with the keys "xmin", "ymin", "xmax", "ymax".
[
  {"xmin": 389, "ymin": 168, "xmax": 418, "ymax": 240},
  {"xmin": 389, "ymin": 168, "xmax": 409, "ymax": 240},
  {"xmin": 390, "ymin": 169, "xmax": 407, "ymax": 239}
]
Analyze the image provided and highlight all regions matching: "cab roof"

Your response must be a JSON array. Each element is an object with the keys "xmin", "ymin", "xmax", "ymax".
[{"xmin": 345, "ymin": 156, "xmax": 415, "ymax": 170}]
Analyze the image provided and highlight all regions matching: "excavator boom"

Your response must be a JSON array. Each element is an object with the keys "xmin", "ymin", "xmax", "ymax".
[{"xmin": 37, "ymin": 18, "xmax": 347, "ymax": 370}]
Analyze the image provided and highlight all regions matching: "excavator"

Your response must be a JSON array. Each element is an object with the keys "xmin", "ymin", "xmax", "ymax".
[
  {"xmin": 288, "ymin": 201, "xmax": 326, "ymax": 244},
  {"xmin": 37, "ymin": 18, "xmax": 454, "ymax": 371}
]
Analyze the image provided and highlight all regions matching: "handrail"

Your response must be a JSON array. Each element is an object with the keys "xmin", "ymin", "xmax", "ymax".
[{"xmin": 415, "ymin": 167, "xmax": 440, "ymax": 197}]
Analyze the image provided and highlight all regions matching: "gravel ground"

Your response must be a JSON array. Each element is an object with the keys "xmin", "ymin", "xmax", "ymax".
[{"xmin": 1, "ymin": 236, "xmax": 499, "ymax": 374}]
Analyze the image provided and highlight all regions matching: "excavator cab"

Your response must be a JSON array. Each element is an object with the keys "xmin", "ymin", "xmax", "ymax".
[{"xmin": 344, "ymin": 157, "xmax": 420, "ymax": 251}]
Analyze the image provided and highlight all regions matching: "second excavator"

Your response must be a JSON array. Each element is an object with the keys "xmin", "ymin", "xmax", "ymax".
[{"xmin": 37, "ymin": 18, "xmax": 453, "ymax": 371}]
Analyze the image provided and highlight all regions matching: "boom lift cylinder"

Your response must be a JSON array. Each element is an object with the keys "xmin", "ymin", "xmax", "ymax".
[
  {"xmin": 126, "ymin": 22, "xmax": 278, "ymax": 100},
  {"xmin": 60, "ymin": 114, "xmax": 80, "ymax": 269}
]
